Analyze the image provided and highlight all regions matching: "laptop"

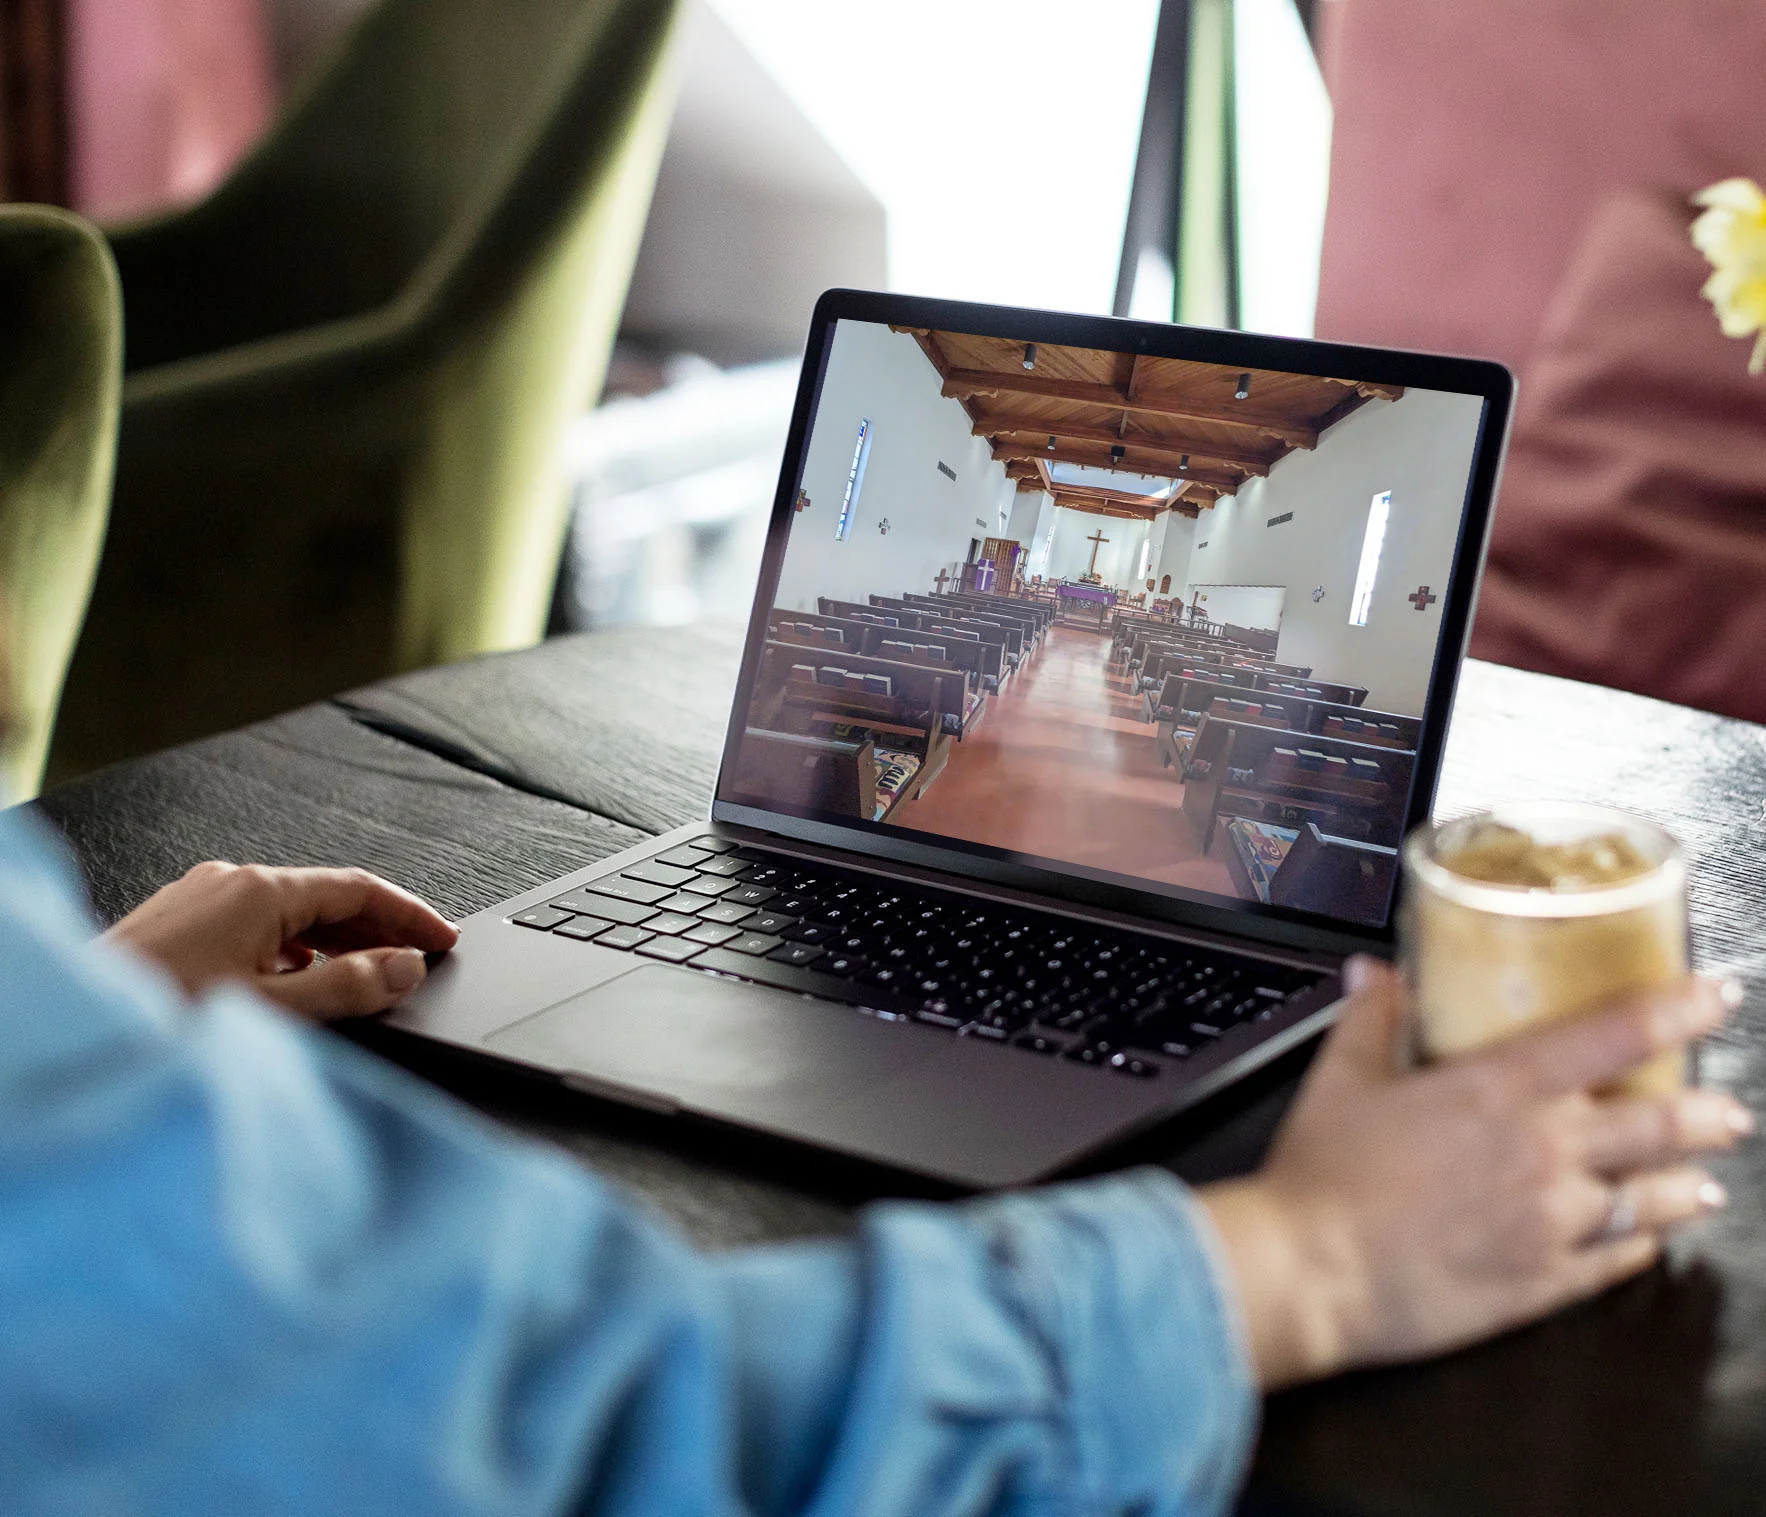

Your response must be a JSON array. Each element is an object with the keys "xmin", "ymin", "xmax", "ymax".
[{"xmin": 389, "ymin": 289, "xmax": 1512, "ymax": 1188}]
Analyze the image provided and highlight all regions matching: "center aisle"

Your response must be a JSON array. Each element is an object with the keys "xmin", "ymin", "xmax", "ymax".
[{"xmin": 894, "ymin": 623, "xmax": 1237, "ymax": 895}]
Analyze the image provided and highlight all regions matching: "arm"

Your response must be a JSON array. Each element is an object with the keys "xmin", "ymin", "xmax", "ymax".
[{"xmin": 1, "ymin": 811, "xmax": 1255, "ymax": 1517}]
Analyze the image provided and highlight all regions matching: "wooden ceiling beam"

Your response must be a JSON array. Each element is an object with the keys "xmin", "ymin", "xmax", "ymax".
[
  {"xmin": 940, "ymin": 367, "xmax": 1319, "ymax": 447},
  {"xmin": 976, "ymin": 417, "xmax": 1273, "ymax": 475},
  {"xmin": 1318, "ymin": 375, "xmax": 1406, "ymax": 403},
  {"xmin": 990, "ymin": 441, "xmax": 1243, "ymax": 492}
]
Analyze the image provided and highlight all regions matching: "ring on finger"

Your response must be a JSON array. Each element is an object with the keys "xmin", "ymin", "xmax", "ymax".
[{"xmin": 1601, "ymin": 1181, "xmax": 1641, "ymax": 1242}]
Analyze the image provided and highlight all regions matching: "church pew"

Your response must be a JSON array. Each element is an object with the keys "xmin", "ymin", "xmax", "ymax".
[
  {"xmin": 767, "ymin": 609, "xmax": 866, "ymax": 650},
  {"xmin": 906, "ymin": 592, "xmax": 1046, "ymax": 649},
  {"xmin": 830, "ymin": 594, "xmax": 1007, "ymax": 689},
  {"xmin": 816, "ymin": 597, "xmax": 924, "ymax": 632},
  {"xmin": 1151, "ymin": 679, "xmax": 1419, "ymax": 770},
  {"xmin": 931, "ymin": 589, "xmax": 1055, "ymax": 635},
  {"xmin": 1178, "ymin": 718, "xmax": 1416, "ymax": 853},
  {"xmin": 1262, "ymin": 821, "xmax": 1398, "ymax": 921},
  {"xmin": 854, "ymin": 625, "xmax": 991, "ymax": 735},
  {"xmin": 1256, "ymin": 673, "xmax": 1369, "ymax": 708},
  {"xmin": 1129, "ymin": 630, "xmax": 1301, "ymax": 680},
  {"xmin": 731, "ymin": 727, "xmax": 927, "ymax": 825},
  {"xmin": 754, "ymin": 641, "xmax": 962, "ymax": 794},
  {"xmin": 871, "ymin": 595, "xmax": 1026, "ymax": 668}
]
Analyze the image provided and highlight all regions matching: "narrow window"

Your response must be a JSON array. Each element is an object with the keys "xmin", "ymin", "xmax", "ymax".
[
  {"xmin": 835, "ymin": 419, "xmax": 872, "ymax": 541},
  {"xmin": 1348, "ymin": 490, "xmax": 1391, "ymax": 627}
]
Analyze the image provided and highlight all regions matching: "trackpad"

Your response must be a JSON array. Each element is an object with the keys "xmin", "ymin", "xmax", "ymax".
[{"xmin": 486, "ymin": 964, "xmax": 929, "ymax": 1125}]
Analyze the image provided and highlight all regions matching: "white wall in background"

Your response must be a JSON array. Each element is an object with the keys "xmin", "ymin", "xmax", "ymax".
[
  {"xmin": 1156, "ymin": 510, "xmax": 1197, "ymax": 593},
  {"xmin": 1180, "ymin": 387, "xmax": 1485, "ymax": 713},
  {"xmin": 1043, "ymin": 507, "xmax": 1151, "ymax": 590},
  {"xmin": 1190, "ymin": 583, "xmax": 1287, "ymax": 631},
  {"xmin": 711, "ymin": 0, "xmax": 1158, "ymax": 315},
  {"xmin": 773, "ymin": 321, "xmax": 1014, "ymax": 610}
]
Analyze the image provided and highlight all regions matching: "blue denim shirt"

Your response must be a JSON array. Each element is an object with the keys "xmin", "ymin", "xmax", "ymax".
[{"xmin": 0, "ymin": 804, "xmax": 1256, "ymax": 1515}]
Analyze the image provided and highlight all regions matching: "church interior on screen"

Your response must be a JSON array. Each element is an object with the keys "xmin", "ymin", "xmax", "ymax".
[{"xmin": 731, "ymin": 320, "xmax": 1484, "ymax": 923}]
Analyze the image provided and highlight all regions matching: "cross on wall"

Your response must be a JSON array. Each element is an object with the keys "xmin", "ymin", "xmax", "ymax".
[
  {"xmin": 1409, "ymin": 586, "xmax": 1439, "ymax": 611},
  {"xmin": 932, "ymin": 568, "xmax": 952, "ymax": 593}
]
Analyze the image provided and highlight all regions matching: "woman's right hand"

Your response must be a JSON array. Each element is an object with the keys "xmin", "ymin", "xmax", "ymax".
[{"xmin": 1199, "ymin": 958, "xmax": 1750, "ymax": 1390}]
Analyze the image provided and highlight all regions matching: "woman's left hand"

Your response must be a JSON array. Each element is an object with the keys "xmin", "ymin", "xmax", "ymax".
[{"xmin": 104, "ymin": 861, "xmax": 458, "ymax": 1020}]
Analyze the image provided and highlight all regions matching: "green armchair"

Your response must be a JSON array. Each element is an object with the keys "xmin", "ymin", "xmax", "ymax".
[
  {"xmin": 0, "ymin": 206, "xmax": 120, "ymax": 801},
  {"xmin": 49, "ymin": 0, "xmax": 684, "ymax": 781}
]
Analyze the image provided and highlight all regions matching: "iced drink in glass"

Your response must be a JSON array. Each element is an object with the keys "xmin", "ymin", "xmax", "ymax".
[{"xmin": 1401, "ymin": 803, "xmax": 1690, "ymax": 1096}]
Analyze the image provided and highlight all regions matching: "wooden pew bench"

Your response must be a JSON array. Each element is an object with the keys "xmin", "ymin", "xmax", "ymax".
[
  {"xmin": 1178, "ymin": 717, "xmax": 1417, "ymax": 853},
  {"xmin": 1219, "ymin": 817, "xmax": 1399, "ymax": 923},
  {"xmin": 730, "ymin": 727, "xmax": 920, "ymax": 823},
  {"xmin": 754, "ymin": 641, "xmax": 962, "ymax": 796}
]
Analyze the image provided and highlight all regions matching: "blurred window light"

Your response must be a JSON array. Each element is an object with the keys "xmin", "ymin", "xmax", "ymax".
[
  {"xmin": 709, "ymin": 1, "xmax": 1161, "ymax": 315},
  {"xmin": 1233, "ymin": 0, "xmax": 1332, "ymax": 337}
]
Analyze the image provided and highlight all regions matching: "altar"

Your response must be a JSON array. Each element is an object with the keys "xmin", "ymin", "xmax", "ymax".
[{"xmin": 1056, "ymin": 582, "xmax": 1117, "ymax": 626}]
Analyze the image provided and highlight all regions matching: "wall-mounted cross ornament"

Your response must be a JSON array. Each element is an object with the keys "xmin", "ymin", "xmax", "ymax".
[
  {"xmin": 1311, "ymin": 586, "xmax": 1326, "ymax": 603},
  {"xmin": 1409, "ymin": 585, "xmax": 1439, "ymax": 611},
  {"xmin": 877, "ymin": 518, "xmax": 891, "ymax": 535},
  {"xmin": 793, "ymin": 488, "xmax": 810, "ymax": 513}
]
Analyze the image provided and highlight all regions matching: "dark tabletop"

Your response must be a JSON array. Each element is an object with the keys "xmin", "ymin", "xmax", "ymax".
[{"xmin": 33, "ymin": 628, "xmax": 1766, "ymax": 1516}]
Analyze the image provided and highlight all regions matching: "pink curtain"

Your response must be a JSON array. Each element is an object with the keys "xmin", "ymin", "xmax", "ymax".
[{"xmin": 66, "ymin": 0, "xmax": 276, "ymax": 222}]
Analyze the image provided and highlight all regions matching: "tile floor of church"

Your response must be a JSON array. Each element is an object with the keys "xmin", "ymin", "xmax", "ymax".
[{"xmin": 894, "ymin": 622, "xmax": 1240, "ymax": 897}]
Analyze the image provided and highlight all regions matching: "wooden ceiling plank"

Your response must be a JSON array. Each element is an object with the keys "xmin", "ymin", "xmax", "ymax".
[
  {"xmin": 940, "ymin": 368, "xmax": 1319, "ymax": 447},
  {"xmin": 976, "ymin": 417, "xmax": 1273, "ymax": 475},
  {"xmin": 990, "ymin": 441, "xmax": 1243, "ymax": 492}
]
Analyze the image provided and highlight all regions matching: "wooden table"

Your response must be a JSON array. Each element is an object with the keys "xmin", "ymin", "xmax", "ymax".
[{"xmin": 30, "ymin": 628, "xmax": 1766, "ymax": 1516}]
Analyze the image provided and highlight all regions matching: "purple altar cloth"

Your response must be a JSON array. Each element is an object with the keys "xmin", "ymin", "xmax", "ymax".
[{"xmin": 1057, "ymin": 584, "xmax": 1117, "ymax": 606}]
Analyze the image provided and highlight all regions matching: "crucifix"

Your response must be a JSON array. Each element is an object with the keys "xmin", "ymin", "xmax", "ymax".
[
  {"xmin": 1408, "ymin": 585, "xmax": 1439, "ymax": 611},
  {"xmin": 1085, "ymin": 528, "xmax": 1110, "ymax": 578},
  {"xmin": 932, "ymin": 568, "xmax": 952, "ymax": 593}
]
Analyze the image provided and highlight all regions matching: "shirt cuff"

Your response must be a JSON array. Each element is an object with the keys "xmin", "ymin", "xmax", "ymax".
[{"xmin": 966, "ymin": 1167, "xmax": 1261, "ymax": 1516}]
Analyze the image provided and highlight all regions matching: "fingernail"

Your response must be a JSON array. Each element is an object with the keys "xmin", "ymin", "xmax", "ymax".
[
  {"xmin": 1699, "ymin": 1179, "xmax": 1729, "ymax": 1212},
  {"xmin": 383, "ymin": 948, "xmax": 426, "ymax": 994},
  {"xmin": 1721, "ymin": 977, "xmax": 1746, "ymax": 1011},
  {"xmin": 1343, "ymin": 955, "xmax": 1376, "ymax": 995},
  {"xmin": 1728, "ymin": 1105, "xmax": 1758, "ymax": 1138}
]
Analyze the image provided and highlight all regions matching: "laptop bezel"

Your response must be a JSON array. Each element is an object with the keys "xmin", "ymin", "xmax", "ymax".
[{"xmin": 710, "ymin": 288, "xmax": 1513, "ymax": 959}]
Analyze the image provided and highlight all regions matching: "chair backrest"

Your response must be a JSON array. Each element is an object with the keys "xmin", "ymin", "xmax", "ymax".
[
  {"xmin": 116, "ymin": 0, "xmax": 683, "ymax": 371},
  {"xmin": 0, "ymin": 207, "xmax": 120, "ymax": 800}
]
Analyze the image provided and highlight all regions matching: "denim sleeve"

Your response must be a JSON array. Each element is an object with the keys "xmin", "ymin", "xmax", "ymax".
[{"xmin": 0, "ymin": 807, "xmax": 1257, "ymax": 1517}]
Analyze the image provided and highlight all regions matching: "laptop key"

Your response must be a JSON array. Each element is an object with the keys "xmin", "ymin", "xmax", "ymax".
[
  {"xmin": 693, "ymin": 855, "xmax": 748, "ymax": 878},
  {"xmin": 588, "ymin": 876, "xmax": 674, "ymax": 905},
  {"xmin": 725, "ymin": 932, "xmax": 783, "ymax": 957},
  {"xmin": 726, "ymin": 885, "xmax": 777, "ymax": 908},
  {"xmin": 642, "ymin": 912, "xmax": 703, "ymax": 936},
  {"xmin": 654, "ymin": 891, "xmax": 709, "ymax": 914},
  {"xmin": 684, "ymin": 921, "xmax": 742, "ymax": 946},
  {"xmin": 783, "ymin": 921, "xmax": 834, "ymax": 944},
  {"xmin": 553, "ymin": 916, "xmax": 616, "ymax": 941},
  {"xmin": 820, "ymin": 953, "xmax": 866, "ymax": 977},
  {"xmin": 513, "ymin": 906, "xmax": 572, "ymax": 931},
  {"xmin": 690, "ymin": 836, "xmax": 737, "ymax": 853},
  {"xmin": 683, "ymin": 875, "xmax": 738, "ymax": 898},
  {"xmin": 596, "ymin": 925, "xmax": 654, "ymax": 951},
  {"xmin": 1108, "ymin": 1052, "xmax": 1160, "ymax": 1078},
  {"xmin": 746, "ymin": 911, "xmax": 797, "ymax": 935},
  {"xmin": 768, "ymin": 942, "xmax": 824, "ymax": 967},
  {"xmin": 625, "ymin": 860, "xmax": 698, "ymax": 889},
  {"xmin": 696, "ymin": 900, "xmax": 754, "ymax": 925},
  {"xmin": 638, "ymin": 937, "xmax": 706, "ymax": 964},
  {"xmin": 656, "ymin": 846, "xmax": 712, "ymax": 869},
  {"xmin": 548, "ymin": 892, "xmax": 659, "ymax": 927}
]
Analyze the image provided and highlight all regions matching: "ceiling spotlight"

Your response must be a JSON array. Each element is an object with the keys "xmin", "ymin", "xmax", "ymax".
[
  {"xmin": 1235, "ymin": 373, "xmax": 1252, "ymax": 401},
  {"xmin": 1022, "ymin": 343, "xmax": 1037, "ymax": 371},
  {"xmin": 1179, "ymin": 454, "xmax": 1190, "ymax": 472},
  {"xmin": 1047, "ymin": 434, "xmax": 1057, "ymax": 450},
  {"xmin": 1109, "ymin": 444, "xmax": 1126, "ymax": 463}
]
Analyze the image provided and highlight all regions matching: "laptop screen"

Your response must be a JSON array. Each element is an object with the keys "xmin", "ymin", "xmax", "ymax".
[{"xmin": 717, "ymin": 310, "xmax": 1499, "ymax": 933}]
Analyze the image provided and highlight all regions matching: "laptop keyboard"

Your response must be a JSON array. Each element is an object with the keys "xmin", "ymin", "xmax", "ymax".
[{"xmin": 511, "ymin": 836, "xmax": 1324, "ymax": 1079}]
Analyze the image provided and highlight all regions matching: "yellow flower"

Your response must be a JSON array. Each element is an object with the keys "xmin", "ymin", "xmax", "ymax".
[{"xmin": 1691, "ymin": 177, "xmax": 1766, "ymax": 373}]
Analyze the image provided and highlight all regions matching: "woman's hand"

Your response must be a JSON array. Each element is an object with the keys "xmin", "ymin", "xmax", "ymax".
[
  {"xmin": 1200, "ymin": 958, "xmax": 1750, "ymax": 1390},
  {"xmin": 103, "ymin": 861, "xmax": 459, "ymax": 1020}
]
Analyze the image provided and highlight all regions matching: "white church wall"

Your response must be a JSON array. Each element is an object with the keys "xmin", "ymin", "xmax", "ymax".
[
  {"xmin": 773, "ymin": 321, "xmax": 1017, "ymax": 610},
  {"xmin": 1182, "ymin": 387, "xmax": 1484, "ymax": 713},
  {"xmin": 1156, "ymin": 511, "xmax": 1196, "ymax": 593},
  {"xmin": 1005, "ymin": 488, "xmax": 1050, "ymax": 548},
  {"xmin": 1190, "ymin": 583, "xmax": 1286, "ymax": 631},
  {"xmin": 1043, "ymin": 506, "xmax": 1151, "ymax": 590}
]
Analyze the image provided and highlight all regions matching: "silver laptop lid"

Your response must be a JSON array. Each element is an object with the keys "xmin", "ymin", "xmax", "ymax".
[{"xmin": 711, "ymin": 290, "xmax": 1512, "ymax": 957}]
